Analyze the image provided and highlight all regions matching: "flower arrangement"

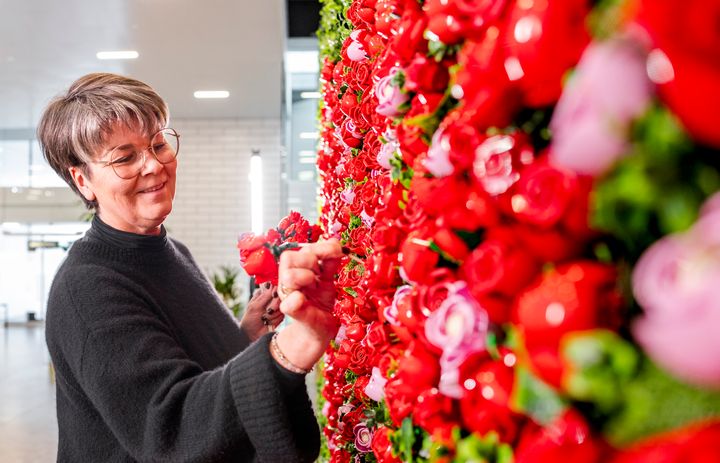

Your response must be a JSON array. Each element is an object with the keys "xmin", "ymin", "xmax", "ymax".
[
  {"xmin": 237, "ymin": 211, "xmax": 323, "ymax": 285},
  {"xmin": 314, "ymin": 0, "xmax": 720, "ymax": 461}
]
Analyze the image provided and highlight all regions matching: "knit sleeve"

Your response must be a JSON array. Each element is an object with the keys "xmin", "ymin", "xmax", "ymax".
[{"xmin": 58, "ymin": 269, "xmax": 320, "ymax": 463}]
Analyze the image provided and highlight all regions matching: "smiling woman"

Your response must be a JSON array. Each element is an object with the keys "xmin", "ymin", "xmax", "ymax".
[{"xmin": 35, "ymin": 72, "xmax": 343, "ymax": 462}]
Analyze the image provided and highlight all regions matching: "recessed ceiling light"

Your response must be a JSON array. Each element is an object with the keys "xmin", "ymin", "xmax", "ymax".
[
  {"xmin": 299, "ymin": 132, "xmax": 319, "ymax": 139},
  {"xmin": 300, "ymin": 91, "xmax": 321, "ymax": 99},
  {"xmin": 194, "ymin": 90, "xmax": 230, "ymax": 99},
  {"xmin": 298, "ymin": 150, "xmax": 316, "ymax": 157},
  {"xmin": 96, "ymin": 50, "xmax": 139, "ymax": 60}
]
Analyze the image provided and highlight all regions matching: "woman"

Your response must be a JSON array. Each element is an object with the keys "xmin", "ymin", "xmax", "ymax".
[{"xmin": 39, "ymin": 73, "xmax": 341, "ymax": 462}]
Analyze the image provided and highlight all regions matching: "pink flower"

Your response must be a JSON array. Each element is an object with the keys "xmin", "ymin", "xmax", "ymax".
[
  {"xmin": 377, "ymin": 129, "xmax": 399, "ymax": 169},
  {"xmin": 354, "ymin": 423, "xmax": 373, "ymax": 453},
  {"xmin": 632, "ymin": 198, "xmax": 720, "ymax": 387},
  {"xmin": 425, "ymin": 281, "xmax": 489, "ymax": 398},
  {"xmin": 375, "ymin": 68, "xmax": 409, "ymax": 118},
  {"xmin": 474, "ymin": 135, "xmax": 522, "ymax": 195},
  {"xmin": 341, "ymin": 186, "xmax": 356, "ymax": 204},
  {"xmin": 550, "ymin": 35, "xmax": 654, "ymax": 176},
  {"xmin": 347, "ymin": 30, "xmax": 369, "ymax": 62},
  {"xmin": 423, "ymin": 127, "xmax": 454, "ymax": 177},
  {"xmin": 385, "ymin": 285, "xmax": 411, "ymax": 326},
  {"xmin": 364, "ymin": 367, "xmax": 388, "ymax": 402}
]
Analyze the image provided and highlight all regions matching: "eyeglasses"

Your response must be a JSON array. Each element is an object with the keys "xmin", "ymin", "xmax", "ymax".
[{"xmin": 93, "ymin": 128, "xmax": 180, "ymax": 179}]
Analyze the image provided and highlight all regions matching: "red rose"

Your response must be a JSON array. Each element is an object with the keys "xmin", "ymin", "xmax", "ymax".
[
  {"xmin": 513, "ymin": 224, "xmax": 582, "ymax": 263},
  {"xmin": 330, "ymin": 448, "xmax": 352, "ymax": 463},
  {"xmin": 372, "ymin": 426, "xmax": 402, "ymax": 463},
  {"xmin": 405, "ymin": 53, "xmax": 451, "ymax": 93},
  {"xmin": 512, "ymin": 261, "xmax": 622, "ymax": 348},
  {"xmin": 517, "ymin": 410, "xmax": 610, "ymax": 463},
  {"xmin": 636, "ymin": 0, "xmax": 720, "ymax": 147},
  {"xmin": 610, "ymin": 421, "xmax": 720, "ymax": 463},
  {"xmin": 459, "ymin": 351, "xmax": 521, "ymax": 442},
  {"xmin": 412, "ymin": 175, "xmax": 499, "ymax": 231},
  {"xmin": 237, "ymin": 233, "xmax": 278, "ymax": 284},
  {"xmin": 424, "ymin": 0, "xmax": 509, "ymax": 44},
  {"xmin": 454, "ymin": 31, "xmax": 521, "ymax": 129},
  {"xmin": 505, "ymin": 160, "xmax": 577, "ymax": 228},
  {"xmin": 414, "ymin": 388, "xmax": 461, "ymax": 440},
  {"xmin": 460, "ymin": 226, "xmax": 541, "ymax": 305},
  {"xmin": 389, "ymin": 4, "xmax": 427, "ymax": 65},
  {"xmin": 399, "ymin": 230, "xmax": 441, "ymax": 284},
  {"xmin": 504, "ymin": 0, "xmax": 591, "ymax": 107}
]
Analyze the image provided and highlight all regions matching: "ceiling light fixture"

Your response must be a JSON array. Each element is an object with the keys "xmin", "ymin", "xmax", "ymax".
[
  {"xmin": 96, "ymin": 50, "xmax": 139, "ymax": 60},
  {"xmin": 299, "ymin": 132, "xmax": 319, "ymax": 139},
  {"xmin": 300, "ymin": 91, "xmax": 321, "ymax": 99},
  {"xmin": 194, "ymin": 90, "xmax": 230, "ymax": 99}
]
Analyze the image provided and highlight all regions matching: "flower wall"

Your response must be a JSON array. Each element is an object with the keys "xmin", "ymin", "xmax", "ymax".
[{"xmin": 315, "ymin": 0, "xmax": 720, "ymax": 461}]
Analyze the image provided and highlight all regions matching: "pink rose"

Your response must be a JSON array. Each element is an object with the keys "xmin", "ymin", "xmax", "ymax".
[
  {"xmin": 364, "ymin": 367, "xmax": 388, "ymax": 402},
  {"xmin": 377, "ymin": 129, "xmax": 399, "ymax": 169},
  {"xmin": 385, "ymin": 285, "xmax": 412, "ymax": 326},
  {"xmin": 423, "ymin": 127, "xmax": 454, "ymax": 177},
  {"xmin": 425, "ymin": 281, "xmax": 489, "ymax": 398},
  {"xmin": 375, "ymin": 68, "xmax": 409, "ymax": 117},
  {"xmin": 347, "ymin": 30, "xmax": 369, "ymax": 62},
  {"xmin": 474, "ymin": 134, "xmax": 528, "ymax": 196},
  {"xmin": 341, "ymin": 186, "xmax": 356, "ymax": 204},
  {"xmin": 550, "ymin": 36, "xmax": 653, "ymax": 176},
  {"xmin": 632, "ymin": 198, "xmax": 720, "ymax": 387}
]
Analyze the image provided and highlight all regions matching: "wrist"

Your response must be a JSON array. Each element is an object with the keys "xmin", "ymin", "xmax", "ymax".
[{"xmin": 274, "ymin": 325, "xmax": 328, "ymax": 371}]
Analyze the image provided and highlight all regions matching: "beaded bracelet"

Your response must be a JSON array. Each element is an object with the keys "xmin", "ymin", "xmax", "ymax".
[{"xmin": 270, "ymin": 332, "xmax": 312, "ymax": 375}]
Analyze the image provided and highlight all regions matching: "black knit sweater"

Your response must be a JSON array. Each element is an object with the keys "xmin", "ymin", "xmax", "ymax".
[{"xmin": 45, "ymin": 216, "xmax": 320, "ymax": 462}]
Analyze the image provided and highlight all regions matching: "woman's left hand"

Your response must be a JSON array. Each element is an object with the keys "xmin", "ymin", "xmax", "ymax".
[{"xmin": 239, "ymin": 282, "xmax": 284, "ymax": 341}]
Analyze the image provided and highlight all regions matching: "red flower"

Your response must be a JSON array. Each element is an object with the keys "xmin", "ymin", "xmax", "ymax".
[
  {"xmin": 460, "ymin": 226, "xmax": 541, "ymax": 306},
  {"xmin": 405, "ymin": 53, "xmax": 451, "ymax": 93},
  {"xmin": 514, "ymin": 410, "xmax": 610, "ymax": 463},
  {"xmin": 458, "ymin": 351, "xmax": 521, "ymax": 442},
  {"xmin": 610, "ymin": 421, "xmax": 720, "ymax": 463},
  {"xmin": 504, "ymin": 0, "xmax": 591, "ymax": 107},
  {"xmin": 399, "ymin": 230, "xmax": 441, "ymax": 284},
  {"xmin": 372, "ymin": 426, "xmax": 402, "ymax": 463},
  {"xmin": 237, "ymin": 233, "xmax": 278, "ymax": 284},
  {"xmin": 414, "ymin": 388, "xmax": 461, "ymax": 440},
  {"xmin": 636, "ymin": 0, "xmax": 720, "ymax": 147}
]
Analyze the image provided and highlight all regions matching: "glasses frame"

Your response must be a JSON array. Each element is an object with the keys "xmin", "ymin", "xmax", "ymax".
[{"xmin": 92, "ymin": 127, "xmax": 180, "ymax": 179}]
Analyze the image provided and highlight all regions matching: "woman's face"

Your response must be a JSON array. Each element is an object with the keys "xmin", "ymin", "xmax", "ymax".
[{"xmin": 69, "ymin": 123, "xmax": 177, "ymax": 235}]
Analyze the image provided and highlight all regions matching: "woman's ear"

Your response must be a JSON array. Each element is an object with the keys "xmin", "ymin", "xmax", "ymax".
[{"xmin": 68, "ymin": 166, "xmax": 96, "ymax": 202}]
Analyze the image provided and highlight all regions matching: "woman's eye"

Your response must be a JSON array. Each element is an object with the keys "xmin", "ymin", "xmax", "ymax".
[
  {"xmin": 111, "ymin": 152, "xmax": 137, "ymax": 165},
  {"xmin": 153, "ymin": 142, "xmax": 168, "ymax": 152}
]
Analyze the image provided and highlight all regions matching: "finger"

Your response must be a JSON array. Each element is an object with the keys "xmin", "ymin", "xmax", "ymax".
[
  {"xmin": 279, "ymin": 290, "xmax": 306, "ymax": 317},
  {"xmin": 280, "ymin": 268, "xmax": 318, "ymax": 291},
  {"xmin": 303, "ymin": 239, "xmax": 343, "ymax": 260},
  {"xmin": 280, "ymin": 250, "xmax": 321, "ymax": 275}
]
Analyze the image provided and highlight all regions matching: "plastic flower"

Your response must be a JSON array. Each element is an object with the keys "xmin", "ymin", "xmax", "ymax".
[
  {"xmin": 550, "ymin": 36, "xmax": 653, "ymax": 176},
  {"xmin": 632, "ymin": 196, "xmax": 720, "ymax": 387},
  {"xmin": 425, "ymin": 281, "xmax": 489, "ymax": 398},
  {"xmin": 375, "ymin": 68, "xmax": 409, "ymax": 118},
  {"xmin": 354, "ymin": 423, "xmax": 373, "ymax": 453},
  {"xmin": 364, "ymin": 367, "xmax": 388, "ymax": 402}
]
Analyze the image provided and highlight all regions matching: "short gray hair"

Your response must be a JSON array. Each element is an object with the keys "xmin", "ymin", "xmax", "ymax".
[{"xmin": 37, "ymin": 73, "xmax": 169, "ymax": 209}]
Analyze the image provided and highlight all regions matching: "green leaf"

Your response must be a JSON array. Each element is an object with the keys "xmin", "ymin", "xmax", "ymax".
[
  {"xmin": 453, "ymin": 432, "xmax": 515, "ymax": 463},
  {"xmin": 512, "ymin": 366, "xmax": 567, "ymax": 425}
]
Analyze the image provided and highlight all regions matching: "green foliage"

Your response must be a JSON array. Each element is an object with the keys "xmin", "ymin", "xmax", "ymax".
[
  {"xmin": 562, "ymin": 330, "xmax": 641, "ymax": 414},
  {"xmin": 591, "ymin": 104, "xmax": 720, "ymax": 262},
  {"xmin": 210, "ymin": 265, "xmax": 244, "ymax": 317},
  {"xmin": 604, "ymin": 359, "xmax": 720, "ymax": 446},
  {"xmin": 512, "ymin": 366, "xmax": 568, "ymax": 426},
  {"xmin": 318, "ymin": 0, "xmax": 354, "ymax": 64},
  {"xmin": 453, "ymin": 432, "xmax": 514, "ymax": 463}
]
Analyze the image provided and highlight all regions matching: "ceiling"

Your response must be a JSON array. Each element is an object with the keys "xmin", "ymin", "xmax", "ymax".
[{"xmin": 0, "ymin": 0, "xmax": 288, "ymax": 129}]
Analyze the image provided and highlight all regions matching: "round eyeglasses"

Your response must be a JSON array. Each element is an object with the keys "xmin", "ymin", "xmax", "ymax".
[{"xmin": 95, "ymin": 128, "xmax": 180, "ymax": 179}]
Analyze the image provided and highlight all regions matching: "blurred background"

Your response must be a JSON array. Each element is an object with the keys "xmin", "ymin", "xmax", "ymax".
[{"xmin": 0, "ymin": 0, "xmax": 323, "ymax": 460}]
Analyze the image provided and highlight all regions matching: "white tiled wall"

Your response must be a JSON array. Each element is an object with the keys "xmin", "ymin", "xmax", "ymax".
[{"xmin": 164, "ymin": 118, "xmax": 284, "ymax": 278}]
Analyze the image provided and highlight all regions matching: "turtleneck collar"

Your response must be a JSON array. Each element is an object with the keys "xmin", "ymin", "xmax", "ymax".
[{"xmin": 87, "ymin": 214, "xmax": 168, "ymax": 251}]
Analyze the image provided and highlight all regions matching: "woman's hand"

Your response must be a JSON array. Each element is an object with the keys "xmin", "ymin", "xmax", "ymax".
[
  {"xmin": 273, "ymin": 239, "xmax": 343, "ymax": 371},
  {"xmin": 239, "ymin": 283, "xmax": 284, "ymax": 342}
]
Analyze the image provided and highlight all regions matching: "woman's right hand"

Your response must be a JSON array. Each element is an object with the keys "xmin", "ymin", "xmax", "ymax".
[{"xmin": 273, "ymin": 239, "xmax": 343, "ymax": 371}]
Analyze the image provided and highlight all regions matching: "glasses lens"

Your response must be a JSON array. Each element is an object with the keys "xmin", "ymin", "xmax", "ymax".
[
  {"xmin": 110, "ymin": 147, "xmax": 143, "ymax": 179},
  {"xmin": 151, "ymin": 128, "xmax": 179, "ymax": 163}
]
